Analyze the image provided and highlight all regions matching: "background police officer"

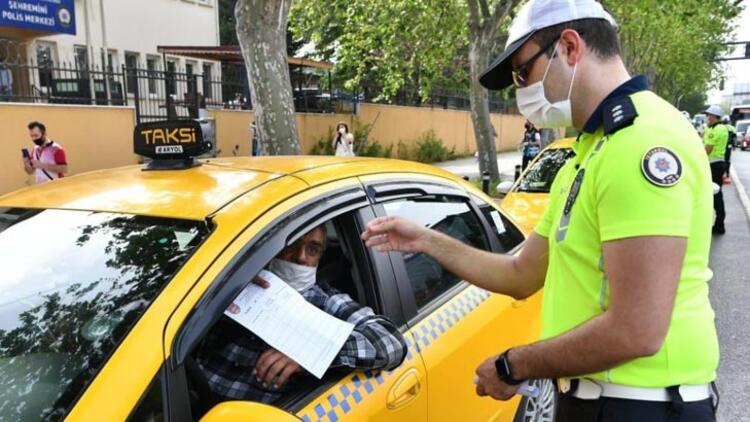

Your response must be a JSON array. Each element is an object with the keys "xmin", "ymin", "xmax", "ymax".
[
  {"xmin": 722, "ymin": 115, "xmax": 736, "ymax": 180},
  {"xmin": 704, "ymin": 105, "xmax": 728, "ymax": 234},
  {"xmin": 362, "ymin": 1, "xmax": 719, "ymax": 420}
]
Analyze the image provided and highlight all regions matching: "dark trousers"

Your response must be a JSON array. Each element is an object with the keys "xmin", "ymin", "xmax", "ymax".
[
  {"xmin": 710, "ymin": 161, "xmax": 726, "ymax": 228},
  {"xmin": 522, "ymin": 155, "xmax": 533, "ymax": 171},
  {"xmin": 725, "ymin": 147, "xmax": 732, "ymax": 175},
  {"xmin": 556, "ymin": 395, "xmax": 716, "ymax": 422}
]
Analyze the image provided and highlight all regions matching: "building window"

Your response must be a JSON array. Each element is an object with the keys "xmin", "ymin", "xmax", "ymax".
[
  {"xmin": 35, "ymin": 42, "xmax": 57, "ymax": 88},
  {"xmin": 202, "ymin": 63, "xmax": 213, "ymax": 99},
  {"xmin": 106, "ymin": 50, "xmax": 119, "ymax": 72},
  {"xmin": 146, "ymin": 57, "xmax": 159, "ymax": 95},
  {"xmin": 166, "ymin": 59, "xmax": 177, "ymax": 96},
  {"xmin": 125, "ymin": 52, "xmax": 139, "ymax": 94},
  {"xmin": 74, "ymin": 45, "xmax": 89, "ymax": 72}
]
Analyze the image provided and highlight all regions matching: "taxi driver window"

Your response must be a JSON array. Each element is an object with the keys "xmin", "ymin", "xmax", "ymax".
[
  {"xmin": 0, "ymin": 208, "xmax": 208, "ymax": 421},
  {"xmin": 382, "ymin": 196, "xmax": 490, "ymax": 309},
  {"xmin": 517, "ymin": 148, "xmax": 575, "ymax": 193}
]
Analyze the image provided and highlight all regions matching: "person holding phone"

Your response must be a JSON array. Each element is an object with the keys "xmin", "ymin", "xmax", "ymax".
[
  {"xmin": 332, "ymin": 122, "xmax": 355, "ymax": 157},
  {"xmin": 22, "ymin": 121, "xmax": 68, "ymax": 184}
]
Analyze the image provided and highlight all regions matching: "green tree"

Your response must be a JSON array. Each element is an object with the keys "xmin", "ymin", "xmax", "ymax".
[
  {"xmin": 605, "ymin": 0, "xmax": 742, "ymax": 106},
  {"xmin": 291, "ymin": 0, "xmax": 469, "ymax": 100},
  {"xmin": 291, "ymin": 0, "xmax": 519, "ymax": 179}
]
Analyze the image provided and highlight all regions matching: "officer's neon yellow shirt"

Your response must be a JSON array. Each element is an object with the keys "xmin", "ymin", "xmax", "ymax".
[
  {"xmin": 535, "ymin": 91, "xmax": 719, "ymax": 387},
  {"xmin": 703, "ymin": 123, "xmax": 728, "ymax": 162}
]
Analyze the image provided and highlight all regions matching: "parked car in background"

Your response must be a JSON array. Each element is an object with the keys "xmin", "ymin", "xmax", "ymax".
[
  {"xmin": 736, "ymin": 119, "xmax": 750, "ymax": 150},
  {"xmin": 497, "ymin": 138, "xmax": 576, "ymax": 234},
  {"xmin": 693, "ymin": 113, "xmax": 707, "ymax": 137}
]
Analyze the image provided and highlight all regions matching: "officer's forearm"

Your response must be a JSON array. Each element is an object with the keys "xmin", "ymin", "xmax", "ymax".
[
  {"xmin": 507, "ymin": 311, "xmax": 652, "ymax": 381},
  {"xmin": 419, "ymin": 230, "xmax": 543, "ymax": 300}
]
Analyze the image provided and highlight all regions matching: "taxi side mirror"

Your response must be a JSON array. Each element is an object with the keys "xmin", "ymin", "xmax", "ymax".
[
  {"xmin": 497, "ymin": 181, "xmax": 514, "ymax": 197},
  {"xmin": 200, "ymin": 401, "xmax": 300, "ymax": 422}
]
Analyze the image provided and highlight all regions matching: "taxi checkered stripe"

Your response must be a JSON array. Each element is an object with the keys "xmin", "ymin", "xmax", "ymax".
[{"xmin": 299, "ymin": 286, "xmax": 492, "ymax": 422}]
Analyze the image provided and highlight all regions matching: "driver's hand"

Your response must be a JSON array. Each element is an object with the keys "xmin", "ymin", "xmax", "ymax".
[
  {"xmin": 255, "ymin": 348, "xmax": 303, "ymax": 390},
  {"xmin": 361, "ymin": 216, "xmax": 428, "ymax": 254},
  {"xmin": 252, "ymin": 274, "xmax": 270, "ymax": 289}
]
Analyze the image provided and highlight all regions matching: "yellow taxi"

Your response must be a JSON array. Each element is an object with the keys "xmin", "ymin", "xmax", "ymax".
[
  {"xmin": 498, "ymin": 138, "xmax": 576, "ymax": 233},
  {"xmin": 0, "ymin": 121, "xmax": 554, "ymax": 422}
]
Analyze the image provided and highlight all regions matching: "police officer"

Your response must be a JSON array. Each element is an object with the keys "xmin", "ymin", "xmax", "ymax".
[
  {"xmin": 722, "ymin": 115, "xmax": 736, "ymax": 180},
  {"xmin": 361, "ymin": 1, "xmax": 718, "ymax": 421},
  {"xmin": 704, "ymin": 106, "xmax": 728, "ymax": 234}
]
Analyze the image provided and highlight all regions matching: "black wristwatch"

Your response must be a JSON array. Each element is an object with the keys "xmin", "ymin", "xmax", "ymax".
[{"xmin": 495, "ymin": 349, "xmax": 524, "ymax": 385}]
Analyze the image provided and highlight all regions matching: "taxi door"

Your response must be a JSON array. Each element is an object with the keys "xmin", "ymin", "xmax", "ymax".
[
  {"xmin": 293, "ymin": 205, "xmax": 428, "ymax": 422},
  {"xmin": 160, "ymin": 179, "xmax": 427, "ymax": 421},
  {"xmin": 365, "ymin": 176, "xmax": 544, "ymax": 422}
]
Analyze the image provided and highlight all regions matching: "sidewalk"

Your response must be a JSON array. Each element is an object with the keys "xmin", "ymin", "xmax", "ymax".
[{"xmin": 434, "ymin": 150, "xmax": 522, "ymax": 180}]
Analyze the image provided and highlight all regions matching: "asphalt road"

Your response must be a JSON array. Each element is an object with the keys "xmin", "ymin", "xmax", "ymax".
[
  {"xmin": 434, "ymin": 150, "xmax": 521, "ymax": 179},
  {"xmin": 713, "ymin": 149, "xmax": 750, "ymax": 422}
]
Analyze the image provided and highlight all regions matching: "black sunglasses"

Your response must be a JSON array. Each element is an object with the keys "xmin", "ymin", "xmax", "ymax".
[{"xmin": 511, "ymin": 36, "xmax": 561, "ymax": 88}]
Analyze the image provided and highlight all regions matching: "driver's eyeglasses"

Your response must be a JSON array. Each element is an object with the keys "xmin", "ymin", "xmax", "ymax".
[
  {"xmin": 511, "ymin": 36, "xmax": 560, "ymax": 88},
  {"xmin": 289, "ymin": 238, "xmax": 325, "ymax": 259}
]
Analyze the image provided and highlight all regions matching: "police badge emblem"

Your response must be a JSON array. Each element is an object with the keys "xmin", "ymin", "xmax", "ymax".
[{"xmin": 641, "ymin": 147, "xmax": 682, "ymax": 187}]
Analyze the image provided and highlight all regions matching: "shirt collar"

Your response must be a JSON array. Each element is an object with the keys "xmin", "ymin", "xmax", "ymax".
[{"xmin": 582, "ymin": 75, "xmax": 649, "ymax": 134}]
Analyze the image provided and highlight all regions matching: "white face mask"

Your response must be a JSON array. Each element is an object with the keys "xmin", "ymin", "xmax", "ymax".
[
  {"xmin": 268, "ymin": 258, "xmax": 317, "ymax": 292},
  {"xmin": 338, "ymin": 127, "xmax": 346, "ymax": 134},
  {"xmin": 516, "ymin": 41, "xmax": 578, "ymax": 129}
]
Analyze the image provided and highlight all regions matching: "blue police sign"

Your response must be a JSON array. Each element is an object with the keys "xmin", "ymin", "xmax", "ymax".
[{"xmin": 0, "ymin": 0, "xmax": 76, "ymax": 35}]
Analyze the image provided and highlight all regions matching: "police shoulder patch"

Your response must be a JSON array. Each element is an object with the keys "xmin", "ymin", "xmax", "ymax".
[
  {"xmin": 603, "ymin": 96, "xmax": 638, "ymax": 135},
  {"xmin": 641, "ymin": 147, "xmax": 682, "ymax": 187}
]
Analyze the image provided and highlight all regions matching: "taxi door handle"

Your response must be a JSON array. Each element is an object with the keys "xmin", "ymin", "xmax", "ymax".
[{"xmin": 387, "ymin": 369, "xmax": 421, "ymax": 410}]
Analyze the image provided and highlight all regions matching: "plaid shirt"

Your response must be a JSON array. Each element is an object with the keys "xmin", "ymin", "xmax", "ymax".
[{"xmin": 197, "ymin": 282, "xmax": 407, "ymax": 404}]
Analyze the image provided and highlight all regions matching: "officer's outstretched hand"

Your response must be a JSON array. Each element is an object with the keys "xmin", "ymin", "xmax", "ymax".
[{"xmin": 361, "ymin": 216, "xmax": 428, "ymax": 254}]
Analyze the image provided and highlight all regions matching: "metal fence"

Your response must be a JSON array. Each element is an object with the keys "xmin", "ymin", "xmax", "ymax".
[
  {"xmin": 0, "ymin": 60, "xmax": 127, "ymax": 106},
  {"xmin": 0, "ymin": 56, "xmax": 516, "ymax": 119}
]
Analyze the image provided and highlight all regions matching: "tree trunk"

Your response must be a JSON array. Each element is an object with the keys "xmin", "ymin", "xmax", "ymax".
[
  {"xmin": 468, "ymin": 37, "xmax": 500, "ymax": 180},
  {"xmin": 236, "ymin": 0, "xmax": 301, "ymax": 155}
]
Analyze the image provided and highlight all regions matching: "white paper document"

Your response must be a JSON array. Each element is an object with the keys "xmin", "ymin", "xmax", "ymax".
[{"xmin": 224, "ymin": 270, "xmax": 355, "ymax": 378}]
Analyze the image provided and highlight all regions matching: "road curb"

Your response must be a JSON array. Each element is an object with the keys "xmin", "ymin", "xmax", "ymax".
[{"xmin": 729, "ymin": 166, "xmax": 750, "ymax": 226}]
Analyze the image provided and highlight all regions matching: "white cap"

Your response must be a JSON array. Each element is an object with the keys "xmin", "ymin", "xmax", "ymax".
[
  {"xmin": 705, "ymin": 105, "xmax": 723, "ymax": 117},
  {"xmin": 480, "ymin": 0, "xmax": 618, "ymax": 90}
]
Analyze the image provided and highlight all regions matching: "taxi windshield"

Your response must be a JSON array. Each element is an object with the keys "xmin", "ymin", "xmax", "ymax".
[
  {"xmin": 516, "ymin": 148, "xmax": 575, "ymax": 193},
  {"xmin": 0, "ymin": 208, "xmax": 209, "ymax": 421}
]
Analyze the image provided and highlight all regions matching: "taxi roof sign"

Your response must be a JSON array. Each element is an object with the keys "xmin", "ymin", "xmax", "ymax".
[{"xmin": 134, "ymin": 120, "xmax": 211, "ymax": 170}]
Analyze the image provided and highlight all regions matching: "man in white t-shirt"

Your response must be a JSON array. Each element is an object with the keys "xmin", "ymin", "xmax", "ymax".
[{"xmin": 22, "ymin": 121, "xmax": 68, "ymax": 184}]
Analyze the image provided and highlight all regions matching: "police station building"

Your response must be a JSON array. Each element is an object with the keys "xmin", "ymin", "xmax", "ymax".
[{"xmin": 0, "ymin": 0, "xmax": 220, "ymax": 104}]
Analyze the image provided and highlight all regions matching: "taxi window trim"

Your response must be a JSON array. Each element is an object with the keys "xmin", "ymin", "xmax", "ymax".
[{"xmin": 172, "ymin": 186, "xmax": 370, "ymax": 367}]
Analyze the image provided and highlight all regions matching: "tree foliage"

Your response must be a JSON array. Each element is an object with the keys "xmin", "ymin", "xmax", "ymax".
[
  {"xmin": 604, "ymin": 0, "xmax": 742, "ymax": 107},
  {"xmin": 290, "ymin": 0, "xmax": 469, "ymax": 100},
  {"xmin": 291, "ymin": 0, "xmax": 741, "ymax": 110}
]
